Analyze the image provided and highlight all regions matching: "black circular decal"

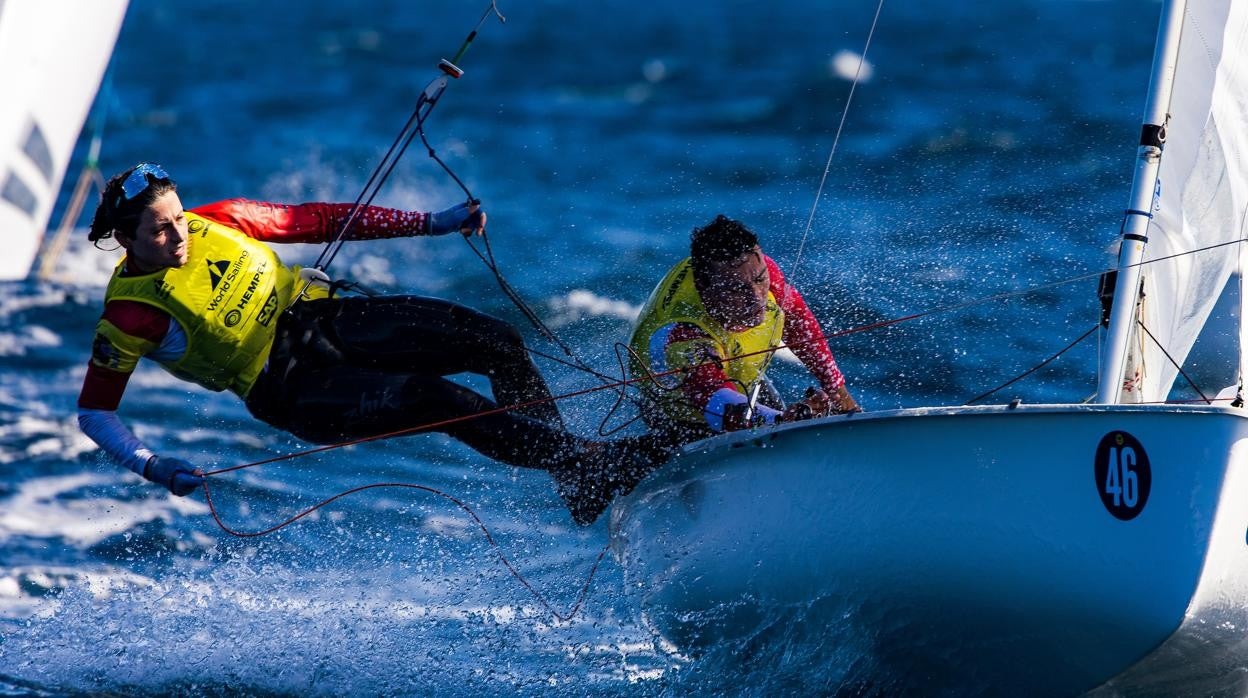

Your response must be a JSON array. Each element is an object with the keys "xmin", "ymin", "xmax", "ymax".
[
  {"xmin": 188, "ymin": 219, "xmax": 206, "ymax": 234},
  {"xmin": 224, "ymin": 309, "xmax": 243, "ymax": 327},
  {"xmin": 1094, "ymin": 431, "xmax": 1151, "ymax": 521}
]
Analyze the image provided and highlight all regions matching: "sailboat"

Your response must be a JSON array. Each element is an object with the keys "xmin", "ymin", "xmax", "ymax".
[
  {"xmin": 609, "ymin": 0, "xmax": 1248, "ymax": 692},
  {"xmin": 0, "ymin": 1, "xmax": 128, "ymax": 281}
]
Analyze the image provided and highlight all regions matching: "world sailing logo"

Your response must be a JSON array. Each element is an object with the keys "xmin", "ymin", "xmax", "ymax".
[
  {"xmin": 205, "ymin": 252, "xmax": 250, "ymax": 313},
  {"xmin": 206, "ymin": 258, "xmax": 230, "ymax": 291}
]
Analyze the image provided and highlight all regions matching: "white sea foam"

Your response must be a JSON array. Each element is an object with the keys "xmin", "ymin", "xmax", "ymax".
[
  {"xmin": 0, "ymin": 414, "xmax": 97, "ymax": 464},
  {"xmin": 0, "ymin": 565, "xmax": 157, "ymax": 620},
  {"xmin": 0, "ymin": 324, "xmax": 62, "ymax": 357},
  {"xmin": 0, "ymin": 288, "xmax": 72, "ymax": 317},
  {"xmin": 0, "ymin": 472, "xmax": 207, "ymax": 547},
  {"xmin": 348, "ymin": 253, "xmax": 397, "ymax": 287},
  {"xmin": 642, "ymin": 58, "xmax": 667, "ymax": 83},
  {"xmin": 421, "ymin": 513, "xmax": 477, "ymax": 540},
  {"xmin": 0, "ymin": 558, "xmax": 676, "ymax": 694},
  {"xmin": 548, "ymin": 289, "xmax": 641, "ymax": 328}
]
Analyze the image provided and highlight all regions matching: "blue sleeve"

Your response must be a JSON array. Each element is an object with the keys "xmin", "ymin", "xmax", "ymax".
[{"xmin": 78, "ymin": 407, "xmax": 154, "ymax": 475}]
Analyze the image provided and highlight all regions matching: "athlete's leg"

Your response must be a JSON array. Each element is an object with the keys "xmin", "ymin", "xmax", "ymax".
[
  {"xmin": 249, "ymin": 306, "xmax": 673, "ymax": 524},
  {"xmin": 312, "ymin": 295, "xmax": 564, "ymax": 426},
  {"xmin": 248, "ymin": 363, "xmax": 581, "ymax": 469}
]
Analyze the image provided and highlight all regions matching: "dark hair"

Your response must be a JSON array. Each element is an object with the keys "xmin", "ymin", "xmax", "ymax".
[
  {"xmin": 88, "ymin": 164, "xmax": 177, "ymax": 244},
  {"xmin": 689, "ymin": 214, "xmax": 759, "ymax": 282}
]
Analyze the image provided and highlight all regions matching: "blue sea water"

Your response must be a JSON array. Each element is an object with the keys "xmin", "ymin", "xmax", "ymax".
[{"xmin": 1, "ymin": 0, "xmax": 1233, "ymax": 695}]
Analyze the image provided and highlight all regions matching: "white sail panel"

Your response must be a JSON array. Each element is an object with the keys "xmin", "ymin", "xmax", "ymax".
[
  {"xmin": 1136, "ymin": 1, "xmax": 1248, "ymax": 402},
  {"xmin": 0, "ymin": 1, "xmax": 128, "ymax": 281}
]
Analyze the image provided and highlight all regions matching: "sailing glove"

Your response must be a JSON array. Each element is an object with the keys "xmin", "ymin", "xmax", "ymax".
[
  {"xmin": 427, "ymin": 201, "xmax": 486, "ymax": 237},
  {"xmin": 144, "ymin": 456, "xmax": 203, "ymax": 496}
]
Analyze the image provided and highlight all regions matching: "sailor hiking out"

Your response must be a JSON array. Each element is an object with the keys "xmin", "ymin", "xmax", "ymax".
[{"xmin": 78, "ymin": 163, "xmax": 668, "ymax": 524}]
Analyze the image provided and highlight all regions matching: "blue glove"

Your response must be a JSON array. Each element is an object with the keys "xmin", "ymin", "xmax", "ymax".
[
  {"xmin": 144, "ymin": 456, "xmax": 203, "ymax": 496},
  {"xmin": 427, "ymin": 201, "xmax": 486, "ymax": 237}
]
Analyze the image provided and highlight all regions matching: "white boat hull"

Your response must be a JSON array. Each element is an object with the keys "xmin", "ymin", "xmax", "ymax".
[{"xmin": 609, "ymin": 404, "xmax": 1248, "ymax": 693}]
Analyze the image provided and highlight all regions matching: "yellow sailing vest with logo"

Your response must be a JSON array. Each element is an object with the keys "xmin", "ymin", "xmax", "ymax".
[
  {"xmin": 103, "ymin": 211, "xmax": 327, "ymax": 396},
  {"xmin": 628, "ymin": 258, "xmax": 784, "ymax": 427}
]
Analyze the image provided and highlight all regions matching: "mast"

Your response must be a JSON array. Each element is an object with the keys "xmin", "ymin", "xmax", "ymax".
[{"xmin": 1095, "ymin": 0, "xmax": 1189, "ymax": 404}]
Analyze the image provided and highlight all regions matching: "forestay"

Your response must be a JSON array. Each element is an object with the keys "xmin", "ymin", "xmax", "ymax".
[{"xmin": 1133, "ymin": 1, "xmax": 1248, "ymax": 402}]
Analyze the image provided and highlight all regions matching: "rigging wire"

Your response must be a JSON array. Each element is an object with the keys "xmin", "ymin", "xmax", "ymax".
[
  {"xmin": 748, "ymin": 0, "xmax": 887, "ymax": 418},
  {"xmin": 37, "ymin": 70, "xmax": 114, "ymax": 280},
  {"xmin": 293, "ymin": 0, "xmax": 616, "ymax": 402},
  {"xmin": 1137, "ymin": 320, "xmax": 1212, "ymax": 404},
  {"xmin": 296, "ymin": 1, "xmax": 505, "ymax": 292},
  {"xmin": 456, "ymin": 213, "xmax": 621, "ymax": 395},
  {"xmin": 964, "ymin": 324, "xmax": 1099, "ymax": 405},
  {"xmin": 1232, "ymin": 199, "xmax": 1248, "ymax": 406}
]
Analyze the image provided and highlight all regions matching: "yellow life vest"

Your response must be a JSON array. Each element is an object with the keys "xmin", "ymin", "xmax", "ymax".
[
  {"xmin": 628, "ymin": 258, "xmax": 784, "ymax": 427},
  {"xmin": 103, "ymin": 211, "xmax": 327, "ymax": 396}
]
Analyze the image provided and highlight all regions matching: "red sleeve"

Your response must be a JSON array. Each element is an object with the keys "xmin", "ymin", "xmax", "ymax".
[
  {"xmin": 77, "ymin": 300, "xmax": 172, "ymax": 409},
  {"xmin": 766, "ymin": 255, "xmax": 846, "ymax": 393},
  {"xmin": 190, "ymin": 199, "xmax": 428, "ymax": 244},
  {"xmin": 666, "ymin": 323, "xmax": 737, "ymax": 410},
  {"xmin": 79, "ymin": 363, "xmax": 134, "ymax": 411}
]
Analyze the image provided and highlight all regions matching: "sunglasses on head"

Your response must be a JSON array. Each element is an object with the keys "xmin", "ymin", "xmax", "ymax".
[{"xmin": 119, "ymin": 163, "xmax": 170, "ymax": 202}]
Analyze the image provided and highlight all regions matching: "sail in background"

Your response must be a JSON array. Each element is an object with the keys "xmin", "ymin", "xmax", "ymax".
[
  {"xmin": 0, "ymin": 0, "xmax": 128, "ymax": 281},
  {"xmin": 1136, "ymin": 0, "xmax": 1248, "ymax": 402}
]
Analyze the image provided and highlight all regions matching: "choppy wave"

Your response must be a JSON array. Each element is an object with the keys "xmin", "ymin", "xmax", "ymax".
[
  {"xmin": 0, "ymin": 472, "xmax": 208, "ymax": 547},
  {"xmin": 0, "ymin": 535, "xmax": 676, "ymax": 695},
  {"xmin": 547, "ymin": 289, "xmax": 641, "ymax": 328}
]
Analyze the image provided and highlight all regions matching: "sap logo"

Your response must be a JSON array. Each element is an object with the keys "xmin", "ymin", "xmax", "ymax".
[{"xmin": 256, "ymin": 288, "xmax": 279, "ymax": 327}]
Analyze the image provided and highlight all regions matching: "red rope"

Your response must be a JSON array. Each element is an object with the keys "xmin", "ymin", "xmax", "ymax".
[{"xmin": 201, "ymin": 478, "xmax": 611, "ymax": 623}]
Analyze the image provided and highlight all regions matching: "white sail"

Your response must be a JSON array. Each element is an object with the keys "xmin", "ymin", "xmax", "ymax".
[
  {"xmin": 0, "ymin": 0, "xmax": 128, "ymax": 281},
  {"xmin": 1134, "ymin": 1, "xmax": 1248, "ymax": 402}
]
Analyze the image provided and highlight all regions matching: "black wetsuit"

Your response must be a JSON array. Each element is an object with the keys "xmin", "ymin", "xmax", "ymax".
[{"xmin": 245, "ymin": 295, "xmax": 583, "ymax": 470}]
